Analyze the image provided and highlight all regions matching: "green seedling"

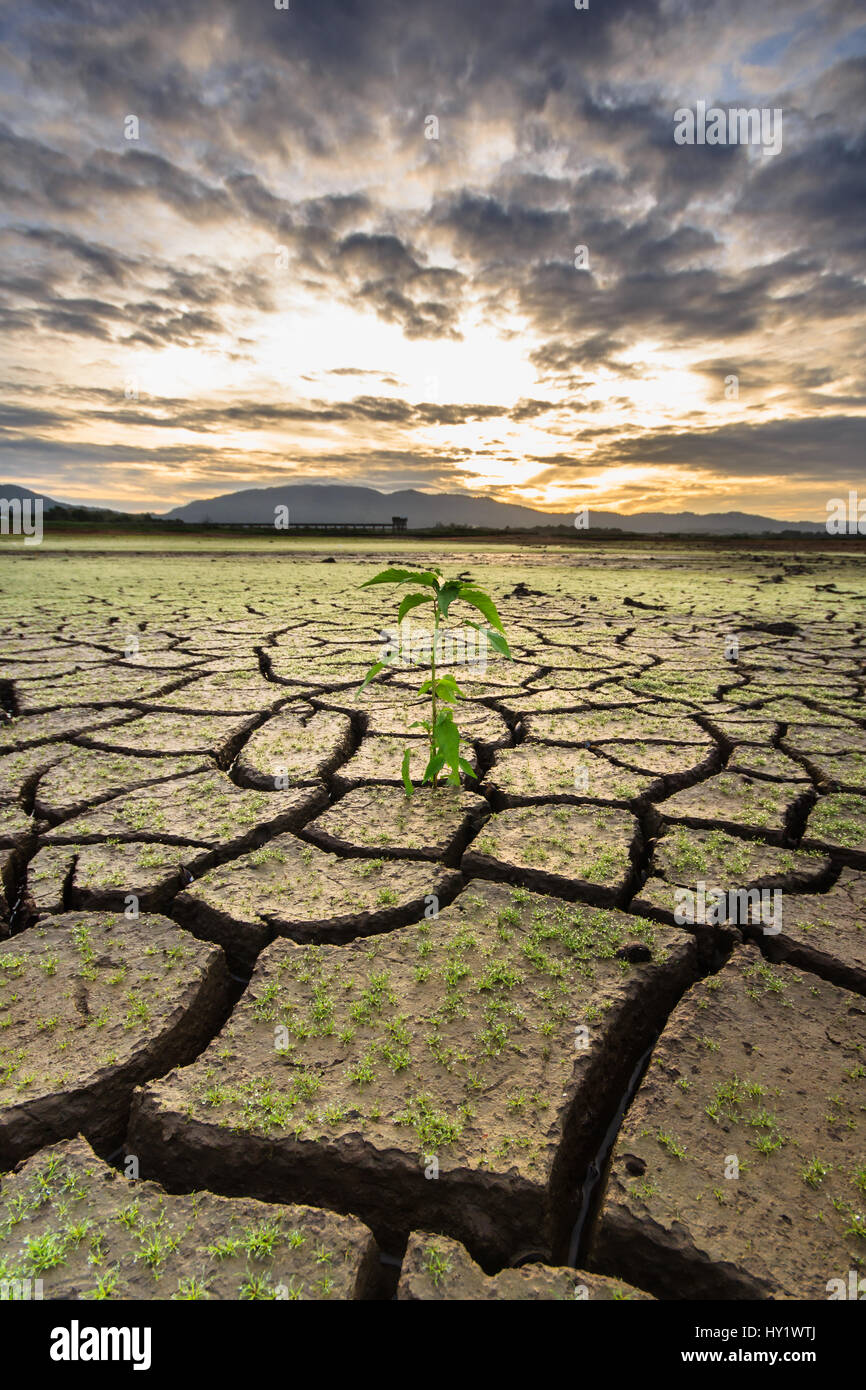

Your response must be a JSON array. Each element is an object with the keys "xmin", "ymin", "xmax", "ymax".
[{"xmin": 358, "ymin": 565, "xmax": 511, "ymax": 795}]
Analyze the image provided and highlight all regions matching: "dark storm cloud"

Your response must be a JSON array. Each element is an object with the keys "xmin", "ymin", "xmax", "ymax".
[
  {"xmin": 334, "ymin": 233, "xmax": 465, "ymax": 340},
  {"xmin": 11, "ymin": 226, "xmax": 134, "ymax": 284},
  {"xmin": 88, "ymin": 150, "xmax": 234, "ymax": 222},
  {"xmin": 0, "ymin": 125, "xmax": 231, "ymax": 222},
  {"xmin": 735, "ymin": 126, "xmax": 866, "ymax": 257},
  {"xmin": 587, "ymin": 415, "xmax": 866, "ymax": 480},
  {"xmin": 0, "ymin": 214, "xmax": 277, "ymax": 349},
  {"xmin": 516, "ymin": 246, "xmax": 866, "ymax": 367},
  {"xmin": 433, "ymin": 191, "xmax": 572, "ymax": 265}
]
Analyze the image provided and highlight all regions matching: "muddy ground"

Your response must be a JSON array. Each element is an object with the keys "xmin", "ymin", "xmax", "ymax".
[{"xmin": 0, "ymin": 543, "xmax": 864, "ymax": 1300}]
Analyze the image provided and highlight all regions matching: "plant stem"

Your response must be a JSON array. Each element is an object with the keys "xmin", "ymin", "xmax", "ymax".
[{"xmin": 430, "ymin": 608, "xmax": 439, "ymax": 787}]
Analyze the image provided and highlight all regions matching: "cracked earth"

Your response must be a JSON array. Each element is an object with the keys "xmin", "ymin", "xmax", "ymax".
[{"xmin": 0, "ymin": 545, "xmax": 864, "ymax": 1300}]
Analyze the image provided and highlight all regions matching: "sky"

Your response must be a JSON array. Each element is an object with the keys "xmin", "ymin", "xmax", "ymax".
[{"xmin": 0, "ymin": 0, "xmax": 864, "ymax": 519}]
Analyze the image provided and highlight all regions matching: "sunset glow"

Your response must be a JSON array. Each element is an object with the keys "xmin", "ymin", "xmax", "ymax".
[{"xmin": 1, "ymin": 2, "xmax": 863, "ymax": 520}]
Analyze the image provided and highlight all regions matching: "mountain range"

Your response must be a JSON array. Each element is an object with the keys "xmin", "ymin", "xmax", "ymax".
[
  {"xmin": 1, "ymin": 482, "xmax": 828, "ymax": 534},
  {"xmin": 163, "ymin": 484, "xmax": 827, "ymax": 534}
]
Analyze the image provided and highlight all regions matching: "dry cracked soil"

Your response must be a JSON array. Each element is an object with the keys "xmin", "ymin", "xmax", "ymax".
[{"xmin": 0, "ymin": 542, "xmax": 864, "ymax": 1302}]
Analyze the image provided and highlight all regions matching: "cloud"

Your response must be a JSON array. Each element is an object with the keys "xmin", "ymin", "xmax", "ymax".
[
  {"xmin": 0, "ymin": 0, "xmax": 863, "ymax": 517},
  {"xmin": 588, "ymin": 414, "xmax": 866, "ymax": 480}
]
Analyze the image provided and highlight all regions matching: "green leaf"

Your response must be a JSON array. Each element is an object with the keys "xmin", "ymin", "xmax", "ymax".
[
  {"xmin": 408, "ymin": 719, "xmax": 431, "ymax": 733},
  {"xmin": 356, "ymin": 660, "xmax": 387, "ymax": 695},
  {"xmin": 466, "ymin": 621, "xmax": 512, "ymax": 659},
  {"xmin": 458, "ymin": 756, "xmax": 477, "ymax": 780},
  {"xmin": 437, "ymin": 674, "xmax": 466, "ymax": 701},
  {"xmin": 457, "ymin": 586, "xmax": 505, "ymax": 633},
  {"xmin": 397, "ymin": 592, "xmax": 432, "ymax": 623},
  {"xmin": 433, "ymin": 709, "xmax": 461, "ymax": 782},
  {"xmin": 436, "ymin": 580, "xmax": 463, "ymax": 618},
  {"xmin": 361, "ymin": 568, "xmax": 440, "ymax": 591},
  {"xmin": 401, "ymin": 747, "xmax": 414, "ymax": 797},
  {"xmin": 418, "ymin": 674, "xmax": 465, "ymax": 703},
  {"xmin": 421, "ymin": 752, "xmax": 446, "ymax": 784},
  {"xmin": 360, "ymin": 567, "xmax": 417, "ymax": 587},
  {"xmin": 481, "ymin": 626, "xmax": 512, "ymax": 658}
]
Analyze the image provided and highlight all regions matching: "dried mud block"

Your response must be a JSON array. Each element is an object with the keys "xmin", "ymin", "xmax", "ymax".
[
  {"xmin": 42, "ymin": 774, "xmax": 326, "ymax": 853},
  {"xmin": 579, "ymin": 687, "xmax": 677, "ymax": 709},
  {"xmin": 802, "ymin": 794, "xmax": 866, "ymax": 862},
  {"xmin": 801, "ymin": 751, "xmax": 866, "ymax": 794},
  {"xmin": 421, "ymin": 675, "xmax": 528, "ymax": 701},
  {"xmin": 658, "ymin": 773, "xmax": 809, "ymax": 841},
  {"xmin": 0, "ymin": 1135, "xmax": 378, "ymax": 1300},
  {"xmin": 22, "ymin": 845, "xmax": 76, "ymax": 916},
  {"xmin": 0, "ymin": 912, "xmax": 229, "ymax": 1168},
  {"xmin": 463, "ymin": 803, "xmax": 640, "ymax": 905},
  {"xmin": 783, "ymin": 724, "xmax": 866, "ymax": 759},
  {"xmin": 499, "ymin": 689, "xmax": 600, "ymax": 718},
  {"xmin": 523, "ymin": 706, "xmax": 710, "ymax": 747},
  {"xmin": 702, "ymin": 717, "xmax": 781, "ymax": 748},
  {"xmin": 757, "ymin": 700, "xmax": 860, "ymax": 731},
  {"xmin": 757, "ymin": 868, "xmax": 866, "ymax": 995},
  {"xmin": 24, "ymin": 842, "xmax": 210, "ymax": 918},
  {"xmin": 2, "ymin": 642, "xmax": 112, "ymax": 667},
  {"xmin": 589, "ymin": 945, "xmax": 866, "ymax": 1299},
  {"xmin": 76, "ymin": 711, "xmax": 261, "ymax": 764},
  {"xmin": 5, "ymin": 660, "xmax": 104, "ymax": 681},
  {"xmin": 727, "ymin": 747, "xmax": 810, "ymax": 783},
  {"xmin": 528, "ymin": 652, "xmax": 635, "ymax": 675},
  {"xmin": 483, "ymin": 745, "xmax": 660, "ymax": 807},
  {"xmin": 630, "ymin": 826, "xmax": 832, "ymax": 949},
  {"xmin": 120, "ymin": 648, "xmax": 205, "ymax": 671},
  {"xmin": 0, "ymin": 800, "xmax": 36, "ymax": 847},
  {"xmin": 0, "ymin": 708, "xmax": 133, "ymax": 753},
  {"xmin": 34, "ymin": 749, "xmax": 212, "ymax": 820},
  {"xmin": 593, "ymin": 741, "xmax": 717, "ymax": 781},
  {"xmin": 146, "ymin": 670, "xmax": 287, "ymax": 715},
  {"xmin": 233, "ymin": 710, "xmax": 353, "ymax": 789},
  {"xmin": 385, "ymin": 654, "xmax": 517, "ymax": 690},
  {"xmin": 396, "ymin": 1231, "xmax": 653, "ymax": 1301},
  {"xmin": 0, "ymin": 744, "xmax": 77, "ymax": 803},
  {"xmin": 646, "ymin": 827, "xmax": 830, "ymax": 891},
  {"xmin": 13, "ymin": 669, "xmax": 186, "ymax": 714},
  {"xmin": 129, "ymin": 880, "xmax": 696, "ymax": 1267},
  {"xmin": 305, "ymin": 784, "xmax": 488, "ymax": 862},
  {"xmin": 269, "ymin": 654, "xmax": 379, "ymax": 690},
  {"xmin": 172, "ymin": 830, "xmax": 461, "ymax": 964}
]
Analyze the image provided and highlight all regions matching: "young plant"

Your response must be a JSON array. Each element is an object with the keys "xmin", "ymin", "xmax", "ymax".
[{"xmin": 358, "ymin": 565, "xmax": 511, "ymax": 795}]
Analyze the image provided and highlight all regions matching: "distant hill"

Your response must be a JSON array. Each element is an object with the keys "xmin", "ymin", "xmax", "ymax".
[
  {"xmin": 0, "ymin": 483, "xmax": 67, "ymax": 511},
  {"xmin": 0, "ymin": 485, "xmax": 141, "ymax": 521},
  {"xmin": 164, "ymin": 484, "xmax": 826, "ymax": 534}
]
